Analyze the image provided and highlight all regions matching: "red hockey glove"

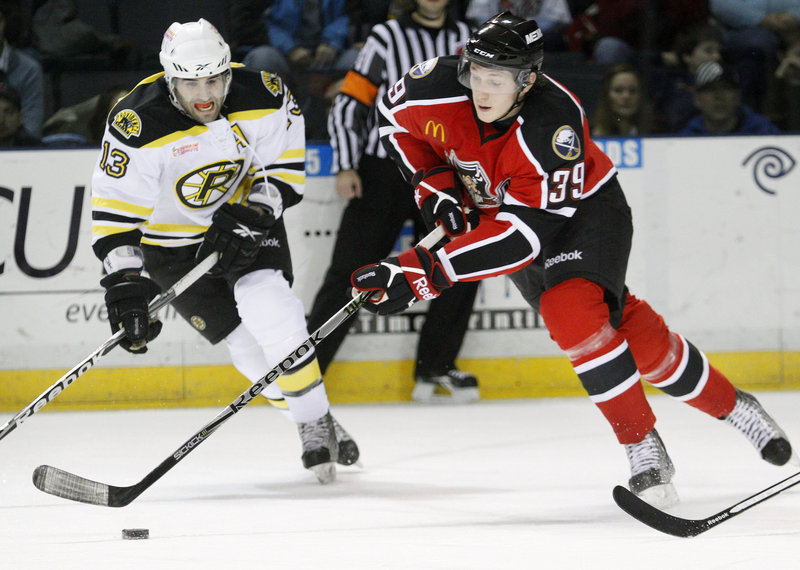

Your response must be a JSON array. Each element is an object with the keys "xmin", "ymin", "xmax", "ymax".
[
  {"xmin": 412, "ymin": 166, "xmax": 469, "ymax": 237},
  {"xmin": 350, "ymin": 246, "xmax": 453, "ymax": 315}
]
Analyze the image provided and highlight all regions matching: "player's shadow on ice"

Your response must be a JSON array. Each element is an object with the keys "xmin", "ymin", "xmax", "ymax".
[{"xmin": 186, "ymin": 475, "xmax": 500, "ymax": 502}]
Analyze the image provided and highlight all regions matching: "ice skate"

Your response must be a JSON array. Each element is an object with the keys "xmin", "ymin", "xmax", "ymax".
[
  {"xmin": 413, "ymin": 368, "xmax": 479, "ymax": 404},
  {"xmin": 721, "ymin": 389, "xmax": 795, "ymax": 466},
  {"xmin": 297, "ymin": 412, "xmax": 339, "ymax": 484},
  {"xmin": 331, "ymin": 414, "xmax": 360, "ymax": 466},
  {"xmin": 624, "ymin": 429, "xmax": 678, "ymax": 509}
]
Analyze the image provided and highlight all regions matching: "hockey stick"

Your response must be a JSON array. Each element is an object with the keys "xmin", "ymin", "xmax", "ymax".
[
  {"xmin": 32, "ymin": 225, "xmax": 447, "ymax": 507},
  {"xmin": 613, "ymin": 470, "xmax": 800, "ymax": 537},
  {"xmin": 0, "ymin": 253, "xmax": 219, "ymax": 442}
]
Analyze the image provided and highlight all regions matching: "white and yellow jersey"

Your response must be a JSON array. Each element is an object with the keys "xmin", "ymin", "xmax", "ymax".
[{"xmin": 91, "ymin": 66, "xmax": 305, "ymax": 260}]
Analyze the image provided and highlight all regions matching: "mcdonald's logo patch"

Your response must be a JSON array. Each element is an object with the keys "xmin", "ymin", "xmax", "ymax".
[{"xmin": 425, "ymin": 120, "xmax": 446, "ymax": 143}]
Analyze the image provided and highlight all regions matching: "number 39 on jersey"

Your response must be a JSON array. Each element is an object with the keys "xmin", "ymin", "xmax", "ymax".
[{"xmin": 549, "ymin": 162, "xmax": 584, "ymax": 204}]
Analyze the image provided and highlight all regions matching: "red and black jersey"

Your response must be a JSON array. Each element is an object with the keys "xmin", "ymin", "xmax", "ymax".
[{"xmin": 378, "ymin": 55, "xmax": 617, "ymax": 282}]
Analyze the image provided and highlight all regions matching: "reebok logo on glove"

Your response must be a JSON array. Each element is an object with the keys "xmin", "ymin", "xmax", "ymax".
[
  {"xmin": 411, "ymin": 276, "xmax": 437, "ymax": 300},
  {"xmin": 349, "ymin": 246, "xmax": 453, "ymax": 315},
  {"xmin": 260, "ymin": 237, "xmax": 281, "ymax": 248},
  {"xmin": 354, "ymin": 270, "xmax": 377, "ymax": 283},
  {"xmin": 232, "ymin": 223, "xmax": 264, "ymax": 241}
]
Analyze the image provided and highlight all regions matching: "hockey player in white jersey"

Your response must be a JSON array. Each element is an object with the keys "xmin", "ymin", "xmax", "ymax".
[{"xmin": 90, "ymin": 19, "xmax": 358, "ymax": 484}]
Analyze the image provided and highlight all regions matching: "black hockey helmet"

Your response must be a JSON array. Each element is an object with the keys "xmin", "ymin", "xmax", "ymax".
[{"xmin": 458, "ymin": 12, "xmax": 544, "ymax": 92}]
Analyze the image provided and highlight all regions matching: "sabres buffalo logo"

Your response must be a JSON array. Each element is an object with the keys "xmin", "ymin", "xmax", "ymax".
[
  {"xmin": 410, "ymin": 57, "xmax": 438, "ymax": 79},
  {"xmin": 552, "ymin": 126, "xmax": 581, "ymax": 160},
  {"xmin": 447, "ymin": 149, "xmax": 504, "ymax": 208},
  {"xmin": 112, "ymin": 109, "xmax": 141, "ymax": 139}
]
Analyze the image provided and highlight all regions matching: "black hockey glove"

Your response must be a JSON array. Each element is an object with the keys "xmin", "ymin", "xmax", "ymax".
[
  {"xmin": 100, "ymin": 272, "xmax": 162, "ymax": 354},
  {"xmin": 196, "ymin": 203, "xmax": 276, "ymax": 277},
  {"xmin": 350, "ymin": 246, "xmax": 453, "ymax": 315},
  {"xmin": 412, "ymin": 166, "xmax": 469, "ymax": 238}
]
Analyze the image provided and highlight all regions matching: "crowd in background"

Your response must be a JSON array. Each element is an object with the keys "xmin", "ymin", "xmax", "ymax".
[{"xmin": 1, "ymin": 0, "xmax": 799, "ymax": 149}]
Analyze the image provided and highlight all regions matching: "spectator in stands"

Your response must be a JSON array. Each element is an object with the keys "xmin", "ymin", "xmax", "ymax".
[
  {"xmin": 654, "ymin": 22, "xmax": 724, "ymax": 133},
  {"xmin": 228, "ymin": 1, "xmax": 287, "ymax": 76},
  {"xmin": 42, "ymin": 84, "xmax": 129, "ymax": 146},
  {"xmin": 232, "ymin": 0, "xmax": 358, "ymax": 139},
  {"xmin": 347, "ymin": 0, "xmax": 393, "ymax": 46},
  {"xmin": 680, "ymin": 61, "xmax": 780, "ymax": 135},
  {"xmin": 465, "ymin": 0, "xmax": 572, "ymax": 50},
  {"xmin": 0, "ymin": 1, "xmax": 45, "ymax": 138},
  {"xmin": 32, "ymin": 0, "xmax": 130, "ymax": 65},
  {"xmin": 0, "ymin": 82, "xmax": 40, "ymax": 147},
  {"xmin": 709, "ymin": 0, "xmax": 800, "ymax": 112},
  {"xmin": 591, "ymin": 63, "xmax": 658, "ymax": 136},
  {"xmin": 243, "ymin": 0, "xmax": 356, "ymax": 77},
  {"xmin": 592, "ymin": 0, "xmax": 708, "ymax": 65},
  {"xmin": 765, "ymin": 39, "xmax": 800, "ymax": 132}
]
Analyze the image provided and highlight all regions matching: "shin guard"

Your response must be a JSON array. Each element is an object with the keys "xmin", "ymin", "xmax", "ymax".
[
  {"xmin": 619, "ymin": 293, "xmax": 735, "ymax": 417},
  {"xmin": 540, "ymin": 279, "xmax": 655, "ymax": 443},
  {"xmin": 641, "ymin": 333, "xmax": 736, "ymax": 418}
]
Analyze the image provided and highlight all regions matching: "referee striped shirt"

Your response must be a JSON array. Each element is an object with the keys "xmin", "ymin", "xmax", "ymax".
[{"xmin": 328, "ymin": 13, "xmax": 470, "ymax": 172}]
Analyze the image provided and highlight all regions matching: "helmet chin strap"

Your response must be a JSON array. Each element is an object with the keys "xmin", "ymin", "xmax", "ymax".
[
  {"xmin": 166, "ymin": 79, "xmax": 191, "ymax": 117},
  {"xmin": 497, "ymin": 70, "xmax": 539, "ymax": 121},
  {"xmin": 495, "ymin": 88, "xmax": 529, "ymax": 122}
]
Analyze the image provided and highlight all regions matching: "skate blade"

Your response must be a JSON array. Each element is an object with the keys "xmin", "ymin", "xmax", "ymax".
[
  {"xmin": 637, "ymin": 482, "xmax": 679, "ymax": 509},
  {"xmin": 337, "ymin": 453, "xmax": 364, "ymax": 469},
  {"xmin": 309, "ymin": 462, "xmax": 337, "ymax": 484}
]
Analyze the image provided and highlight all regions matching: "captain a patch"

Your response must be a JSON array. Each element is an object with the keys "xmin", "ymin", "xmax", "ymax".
[{"xmin": 552, "ymin": 126, "xmax": 581, "ymax": 160}]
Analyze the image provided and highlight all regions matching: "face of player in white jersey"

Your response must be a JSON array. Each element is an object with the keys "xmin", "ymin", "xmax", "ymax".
[
  {"xmin": 469, "ymin": 63, "xmax": 536, "ymax": 123},
  {"xmin": 172, "ymin": 73, "xmax": 228, "ymax": 123}
]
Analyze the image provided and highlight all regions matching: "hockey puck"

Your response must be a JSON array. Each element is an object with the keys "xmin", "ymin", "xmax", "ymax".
[{"xmin": 121, "ymin": 528, "xmax": 149, "ymax": 540}]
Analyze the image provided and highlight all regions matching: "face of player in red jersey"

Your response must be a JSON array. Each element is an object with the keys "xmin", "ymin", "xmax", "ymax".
[
  {"xmin": 172, "ymin": 73, "xmax": 228, "ymax": 123},
  {"xmin": 469, "ymin": 64, "xmax": 536, "ymax": 123}
]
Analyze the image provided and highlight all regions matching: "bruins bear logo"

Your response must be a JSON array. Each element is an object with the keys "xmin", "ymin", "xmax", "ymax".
[{"xmin": 112, "ymin": 109, "xmax": 142, "ymax": 139}]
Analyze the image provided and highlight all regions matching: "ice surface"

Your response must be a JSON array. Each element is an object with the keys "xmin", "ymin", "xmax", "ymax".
[{"xmin": 1, "ymin": 391, "xmax": 799, "ymax": 569}]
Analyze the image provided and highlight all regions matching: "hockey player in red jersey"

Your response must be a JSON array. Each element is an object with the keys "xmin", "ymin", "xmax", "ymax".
[{"xmin": 350, "ymin": 12, "xmax": 796, "ymax": 507}]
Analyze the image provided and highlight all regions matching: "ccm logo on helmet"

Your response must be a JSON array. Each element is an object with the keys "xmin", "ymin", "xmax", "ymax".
[{"xmin": 474, "ymin": 48, "xmax": 495, "ymax": 58}]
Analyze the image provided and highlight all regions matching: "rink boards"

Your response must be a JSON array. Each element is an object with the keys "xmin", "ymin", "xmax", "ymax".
[{"xmin": 1, "ymin": 136, "xmax": 799, "ymax": 409}]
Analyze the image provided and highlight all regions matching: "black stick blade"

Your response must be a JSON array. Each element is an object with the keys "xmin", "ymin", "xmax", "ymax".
[
  {"xmin": 613, "ymin": 485, "xmax": 708, "ymax": 537},
  {"xmin": 33, "ymin": 465, "xmax": 111, "ymax": 506}
]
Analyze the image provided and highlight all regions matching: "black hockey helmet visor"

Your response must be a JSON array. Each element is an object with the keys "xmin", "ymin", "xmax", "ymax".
[{"xmin": 457, "ymin": 12, "xmax": 544, "ymax": 94}]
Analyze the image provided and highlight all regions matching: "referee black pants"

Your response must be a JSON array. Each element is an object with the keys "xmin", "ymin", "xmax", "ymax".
[{"xmin": 307, "ymin": 154, "xmax": 478, "ymax": 375}]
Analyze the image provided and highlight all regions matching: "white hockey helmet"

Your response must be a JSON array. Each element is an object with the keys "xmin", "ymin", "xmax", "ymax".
[{"xmin": 159, "ymin": 18, "xmax": 231, "ymax": 81}]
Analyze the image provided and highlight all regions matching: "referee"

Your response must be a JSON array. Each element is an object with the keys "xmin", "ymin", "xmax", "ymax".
[{"xmin": 307, "ymin": 0, "xmax": 480, "ymax": 403}]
